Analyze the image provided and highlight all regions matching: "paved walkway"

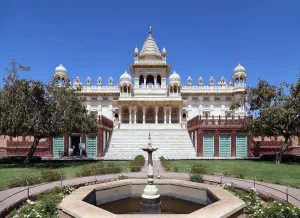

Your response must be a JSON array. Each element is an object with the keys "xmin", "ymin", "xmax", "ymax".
[{"xmin": 0, "ymin": 163, "xmax": 299, "ymax": 216}]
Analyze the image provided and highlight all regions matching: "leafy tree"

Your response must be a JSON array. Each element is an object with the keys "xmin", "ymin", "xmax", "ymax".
[
  {"xmin": 231, "ymin": 78, "xmax": 300, "ymax": 163},
  {"xmin": 0, "ymin": 60, "xmax": 97, "ymax": 164}
]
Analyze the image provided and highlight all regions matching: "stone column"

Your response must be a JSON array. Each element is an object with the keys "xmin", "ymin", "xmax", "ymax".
[
  {"xmin": 231, "ymin": 130, "xmax": 236, "ymax": 157},
  {"xmin": 155, "ymin": 106, "xmax": 158, "ymax": 124},
  {"xmin": 179, "ymin": 106, "xmax": 182, "ymax": 123},
  {"xmin": 197, "ymin": 129, "xmax": 203, "ymax": 157},
  {"xmin": 164, "ymin": 107, "xmax": 167, "ymax": 124},
  {"xmin": 169, "ymin": 107, "xmax": 172, "ymax": 124},
  {"xmin": 214, "ymin": 130, "xmax": 219, "ymax": 157},
  {"xmin": 129, "ymin": 108, "xmax": 132, "ymax": 124},
  {"xmin": 134, "ymin": 107, "xmax": 137, "ymax": 124},
  {"xmin": 119, "ymin": 106, "xmax": 122, "ymax": 124},
  {"xmin": 144, "ymin": 77, "xmax": 146, "ymax": 86},
  {"xmin": 154, "ymin": 77, "xmax": 157, "ymax": 86},
  {"xmin": 143, "ymin": 106, "xmax": 146, "ymax": 124}
]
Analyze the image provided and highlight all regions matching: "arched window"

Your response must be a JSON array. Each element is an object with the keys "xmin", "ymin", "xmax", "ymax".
[
  {"xmin": 174, "ymin": 86, "xmax": 177, "ymax": 93},
  {"xmin": 124, "ymin": 85, "xmax": 127, "ymax": 93},
  {"xmin": 146, "ymin": 75, "xmax": 154, "ymax": 85},
  {"xmin": 157, "ymin": 75, "xmax": 161, "ymax": 85},
  {"xmin": 139, "ymin": 75, "xmax": 144, "ymax": 85}
]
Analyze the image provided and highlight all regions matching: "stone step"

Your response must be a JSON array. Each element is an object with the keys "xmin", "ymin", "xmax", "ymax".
[{"xmin": 105, "ymin": 128, "xmax": 196, "ymax": 159}]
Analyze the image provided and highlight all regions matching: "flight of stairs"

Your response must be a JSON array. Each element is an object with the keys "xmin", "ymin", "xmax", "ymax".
[{"xmin": 104, "ymin": 126, "xmax": 196, "ymax": 160}]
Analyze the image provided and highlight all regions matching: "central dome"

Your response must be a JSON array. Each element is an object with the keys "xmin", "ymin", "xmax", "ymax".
[
  {"xmin": 139, "ymin": 26, "xmax": 162, "ymax": 59},
  {"xmin": 55, "ymin": 63, "xmax": 67, "ymax": 75}
]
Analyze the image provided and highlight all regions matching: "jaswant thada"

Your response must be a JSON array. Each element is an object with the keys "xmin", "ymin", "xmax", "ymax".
[{"xmin": 49, "ymin": 27, "xmax": 251, "ymax": 160}]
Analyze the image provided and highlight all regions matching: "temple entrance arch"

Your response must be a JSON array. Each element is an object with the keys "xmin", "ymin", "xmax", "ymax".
[
  {"xmin": 157, "ymin": 75, "xmax": 161, "ymax": 85},
  {"xmin": 146, "ymin": 75, "xmax": 154, "ymax": 85},
  {"xmin": 139, "ymin": 75, "xmax": 144, "ymax": 85},
  {"xmin": 122, "ymin": 107, "xmax": 130, "ymax": 123},
  {"xmin": 171, "ymin": 107, "xmax": 179, "ymax": 123},
  {"xmin": 158, "ymin": 107, "xmax": 164, "ymax": 123},
  {"xmin": 137, "ymin": 107, "xmax": 143, "ymax": 123},
  {"xmin": 146, "ymin": 107, "xmax": 155, "ymax": 123}
]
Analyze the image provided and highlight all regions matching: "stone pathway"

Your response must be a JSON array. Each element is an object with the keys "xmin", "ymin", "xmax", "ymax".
[{"xmin": 0, "ymin": 163, "xmax": 299, "ymax": 217}]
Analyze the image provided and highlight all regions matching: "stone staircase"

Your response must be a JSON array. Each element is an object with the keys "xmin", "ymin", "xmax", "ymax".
[{"xmin": 104, "ymin": 126, "xmax": 196, "ymax": 160}]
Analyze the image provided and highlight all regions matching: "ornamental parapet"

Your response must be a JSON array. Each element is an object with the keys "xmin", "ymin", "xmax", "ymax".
[
  {"xmin": 80, "ymin": 86, "xmax": 119, "ymax": 93},
  {"xmin": 181, "ymin": 84, "xmax": 246, "ymax": 93},
  {"xmin": 187, "ymin": 115, "xmax": 252, "ymax": 130}
]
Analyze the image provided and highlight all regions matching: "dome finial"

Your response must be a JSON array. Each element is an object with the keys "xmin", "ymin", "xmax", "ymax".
[{"xmin": 149, "ymin": 26, "xmax": 152, "ymax": 35}]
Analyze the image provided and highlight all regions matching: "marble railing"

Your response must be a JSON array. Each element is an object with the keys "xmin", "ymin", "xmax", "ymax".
[
  {"xmin": 120, "ymin": 93, "xmax": 132, "ymax": 97},
  {"xmin": 134, "ymin": 84, "xmax": 167, "ymax": 89},
  {"xmin": 181, "ymin": 84, "xmax": 246, "ymax": 93},
  {"xmin": 80, "ymin": 86, "xmax": 119, "ymax": 92}
]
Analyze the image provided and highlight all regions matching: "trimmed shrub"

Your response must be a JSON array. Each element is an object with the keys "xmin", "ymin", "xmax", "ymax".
[
  {"xmin": 190, "ymin": 164, "xmax": 207, "ymax": 174},
  {"xmin": 130, "ymin": 155, "xmax": 145, "ymax": 172},
  {"xmin": 76, "ymin": 162, "xmax": 122, "ymax": 177},
  {"xmin": 174, "ymin": 166, "xmax": 179, "ymax": 172},
  {"xmin": 260, "ymin": 154, "xmax": 300, "ymax": 163},
  {"xmin": 231, "ymin": 168, "xmax": 245, "ymax": 179},
  {"xmin": 8, "ymin": 173, "xmax": 42, "ymax": 188},
  {"xmin": 41, "ymin": 169, "xmax": 65, "ymax": 182},
  {"xmin": 160, "ymin": 156, "xmax": 170, "ymax": 171},
  {"xmin": 118, "ymin": 174, "xmax": 129, "ymax": 180},
  {"xmin": 190, "ymin": 174, "xmax": 204, "ymax": 183},
  {"xmin": 0, "ymin": 156, "xmax": 41, "ymax": 164}
]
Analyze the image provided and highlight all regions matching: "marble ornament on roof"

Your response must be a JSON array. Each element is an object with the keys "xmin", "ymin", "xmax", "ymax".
[
  {"xmin": 74, "ymin": 77, "xmax": 82, "ymax": 88},
  {"xmin": 218, "ymin": 76, "xmax": 226, "ymax": 86},
  {"xmin": 97, "ymin": 77, "xmax": 102, "ymax": 86},
  {"xmin": 108, "ymin": 77, "xmax": 114, "ymax": 86},
  {"xmin": 187, "ymin": 76, "xmax": 192, "ymax": 86},
  {"xmin": 198, "ymin": 76, "xmax": 204, "ymax": 86},
  {"xmin": 86, "ymin": 77, "xmax": 92, "ymax": 86},
  {"xmin": 209, "ymin": 76, "xmax": 215, "ymax": 86}
]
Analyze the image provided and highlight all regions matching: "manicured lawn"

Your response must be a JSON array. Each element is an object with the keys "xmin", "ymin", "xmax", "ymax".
[
  {"xmin": 164, "ymin": 160, "xmax": 300, "ymax": 187},
  {"xmin": 0, "ymin": 161, "xmax": 130, "ymax": 189}
]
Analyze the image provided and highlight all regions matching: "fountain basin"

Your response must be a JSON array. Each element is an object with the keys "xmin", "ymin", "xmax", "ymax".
[{"xmin": 59, "ymin": 179, "xmax": 245, "ymax": 218}]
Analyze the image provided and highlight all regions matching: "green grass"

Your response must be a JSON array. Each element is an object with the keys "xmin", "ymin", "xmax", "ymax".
[
  {"xmin": 0, "ymin": 161, "xmax": 130, "ymax": 189},
  {"xmin": 163, "ymin": 160, "xmax": 300, "ymax": 187}
]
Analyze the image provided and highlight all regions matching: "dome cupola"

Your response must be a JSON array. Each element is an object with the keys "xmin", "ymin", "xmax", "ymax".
[
  {"xmin": 233, "ymin": 62, "xmax": 247, "ymax": 85},
  {"xmin": 169, "ymin": 70, "xmax": 181, "ymax": 82}
]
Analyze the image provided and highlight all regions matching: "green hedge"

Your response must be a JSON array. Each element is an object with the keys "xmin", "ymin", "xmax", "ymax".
[
  {"xmin": 260, "ymin": 154, "xmax": 300, "ymax": 163},
  {"xmin": 0, "ymin": 156, "xmax": 42, "ymax": 164},
  {"xmin": 130, "ymin": 155, "xmax": 145, "ymax": 172}
]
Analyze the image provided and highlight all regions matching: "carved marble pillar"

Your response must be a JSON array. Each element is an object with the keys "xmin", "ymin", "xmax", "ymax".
[
  {"xmin": 231, "ymin": 130, "xmax": 236, "ymax": 157},
  {"xmin": 143, "ymin": 106, "xmax": 146, "ymax": 124},
  {"xmin": 197, "ymin": 129, "xmax": 203, "ymax": 157},
  {"xmin": 134, "ymin": 107, "xmax": 137, "ymax": 124},
  {"xmin": 119, "ymin": 106, "xmax": 122, "ymax": 124},
  {"xmin": 169, "ymin": 107, "xmax": 172, "ymax": 124},
  {"xmin": 155, "ymin": 107, "xmax": 158, "ymax": 124},
  {"xmin": 164, "ymin": 107, "xmax": 167, "ymax": 124},
  {"xmin": 214, "ymin": 130, "xmax": 219, "ymax": 157},
  {"xmin": 97, "ymin": 126, "xmax": 103, "ymax": 156},
  {"xmin": 179, "ymin": 106, "xmax": 182, "ymax": 123},
  {"xmin": 144, "ymin": 77, "xmax": 146, "ymax": 86},
  {"xmin": 129, "ymin": 108, "xmax": 132, "ymax": 124}
]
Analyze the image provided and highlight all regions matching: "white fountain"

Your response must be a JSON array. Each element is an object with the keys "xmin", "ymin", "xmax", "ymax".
[{"xmin": 140, "ymin": 133, "xmax": 161, "ymax": 214}]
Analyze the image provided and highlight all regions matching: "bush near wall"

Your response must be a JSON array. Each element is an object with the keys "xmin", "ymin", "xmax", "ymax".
[
  {"xmin": 260, "ymin": 154, "xmax": 300, "ymax": 163},
  {"xmin": 0, "ymin": 156, "xmax": 41, "ymax": 164},
  {"xmin": 130, "ymin": 155, "xmax": 145, "ymax": 172},
  {"xmin": 75, "ymin": 162, "xmax": 122, "ymax": 177}
]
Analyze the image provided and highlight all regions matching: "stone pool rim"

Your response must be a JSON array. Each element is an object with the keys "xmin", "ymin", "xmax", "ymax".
[{"xmin": 59, "ymin": 179, "xmax": 245, "ymax": 218}]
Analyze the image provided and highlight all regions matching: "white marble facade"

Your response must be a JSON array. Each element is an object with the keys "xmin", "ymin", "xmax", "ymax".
[{"xmin": 52, "ymin": 27, "xmax": 248, "ymax": 126}]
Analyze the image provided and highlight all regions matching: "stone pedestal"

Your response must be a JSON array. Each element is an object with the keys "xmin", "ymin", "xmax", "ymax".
[
  {"xmin": 141, "ymin": 133, "xmax": 161, "ymax": 214},
  {"xmin": 140, "ymin": 197, "xmax": 161, "ymax": 214}
]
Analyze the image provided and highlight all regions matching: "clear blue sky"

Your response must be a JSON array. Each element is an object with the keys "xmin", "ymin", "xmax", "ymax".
[{"xmin": 1, "ymin": 0, "xmax": 299, "ymax": 87}]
